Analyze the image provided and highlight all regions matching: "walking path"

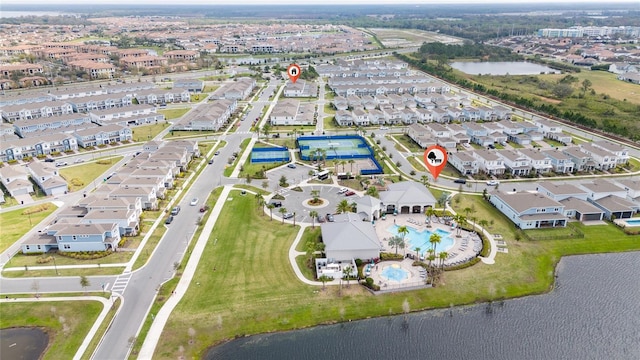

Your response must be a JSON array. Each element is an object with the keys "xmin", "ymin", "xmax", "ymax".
[
  {"xmin": 445, "ymin": 200, "xmax": 497, "ymax": 265},
  {"xmin": 0, "ymin": 295, "xmax": 117, "ymax": 360},
  {"xmin": 230, "ymin": 136, "xmax": 257, "ymax": 178},
  {"xmin": 138, "ymin": 185, "xmax": 231, "ymax": 358}
]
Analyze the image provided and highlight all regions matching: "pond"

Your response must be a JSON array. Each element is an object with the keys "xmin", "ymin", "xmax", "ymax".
[
  {"xmin": 450, "ymin": 61, "xmax": 560, "ymax": 75},
  {"xmin": 0, "ymin": 327, "xmax": 49, "ymax": 360}
]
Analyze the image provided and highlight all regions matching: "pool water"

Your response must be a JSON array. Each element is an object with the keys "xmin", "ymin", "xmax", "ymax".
[
  {"xmin": 624, "ymin": 219, "xmax": 640, "ymax": 226},
  {"xmin": 388, "ymin": 224, "xmax": 455, "ymax": 254},
  {"xmin": 381, "ymin": 265, "xmax": 409, "ymax": 282}
]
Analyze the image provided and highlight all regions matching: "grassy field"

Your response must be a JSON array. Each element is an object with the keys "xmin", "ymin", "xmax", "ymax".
[
  {"xmin": 59, "ymin": 157, "xmax": 124, "ymax": 192},
  {"xmin": 153, "ymin": 187, "xmax": 640, "ymax": 359},
  {"xmin": 158, "ymin": 108, "xmax": 190, "ymax": 120},
  {"xmin": 391, "ymin": 134, "xmax": 423, "ymax": 152},
  {"xmin": 369, "ymin": 28, "xmax": 464, "ymax": 48},
  {"xmin": 132, "ymin": 123, "xmax": 170, "ymax": 142},
  {"xmin": 0, "ymin": 300, "xmax": 103, "ymax": 360},
  {"xmin": 460, "ymin": 69, "xmax": 640, "ymax": 135},
  {"xmin": 0, "ymin": 203, "xmax": 56, "ymax": 253}
]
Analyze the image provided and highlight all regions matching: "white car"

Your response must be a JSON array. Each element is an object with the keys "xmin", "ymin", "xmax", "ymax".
[
  {"xmin": 190, "ymin": 198, "xmax": 199, "ymax": 206},
  {"xmin": 486, "ymin": 180, "xmax": 500, "ymax": 186},
  {"xmin": 379, "ymin": 126, "xmax": 389, "ymax": 130},
  {"xmin": 338, "ymin": 187, "xmax": 348, "ymax": 194},
  {"xmin": 74, "ymin": 158, "xmax": 85, "ymax": 163}
]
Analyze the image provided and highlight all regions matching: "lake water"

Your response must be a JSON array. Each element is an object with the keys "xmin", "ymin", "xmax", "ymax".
[
  {"xmin": 206, "ymin": 252, "xmax": 640, "ymax": 360},
  {"xmin": 450, "ymin": 61, "xmax": 560, "ymax": 75},
  {"xmin": 0, "ymin": 327, "xmax": 49, "ymax": 360}
]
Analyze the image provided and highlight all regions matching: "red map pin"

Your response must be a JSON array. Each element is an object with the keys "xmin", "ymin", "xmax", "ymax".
[
  {"xmin": 423, "ymin": 145, "xmax": 448, "ymax": 181},
  {"xmin": 287, "ymin": 64, "xmax": 301, "ymax": 84}
]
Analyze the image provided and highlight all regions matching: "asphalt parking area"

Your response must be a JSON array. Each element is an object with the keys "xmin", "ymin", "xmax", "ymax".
[{"xmin": 272, "ymin": 183, "xmax": 354, "ymax": 223}]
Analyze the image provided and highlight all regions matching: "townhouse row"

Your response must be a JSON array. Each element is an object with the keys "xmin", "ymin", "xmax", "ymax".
[
  {"xmin": 489, "ymin": 178, "xmax": 640, "ymax": 230},
  {"xmin": 18, "ymin": 140, "xmax": 199, "ymax": 254}
]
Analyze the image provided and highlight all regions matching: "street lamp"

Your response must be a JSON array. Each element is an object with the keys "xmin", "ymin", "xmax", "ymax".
[{"xmin": 52, "ymin": 254, "xmax": 59, "ymax": 276}]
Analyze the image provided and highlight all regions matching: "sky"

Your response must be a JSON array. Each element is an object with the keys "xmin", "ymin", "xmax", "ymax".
[{"xmin": 2, "ymin": 0, "xmax": 639, "ymax": 4}]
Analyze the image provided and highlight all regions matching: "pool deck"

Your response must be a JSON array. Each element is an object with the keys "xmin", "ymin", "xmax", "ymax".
[{"xmin": 376, "ymin": 214, "xmax": 481, "ymax": 267}]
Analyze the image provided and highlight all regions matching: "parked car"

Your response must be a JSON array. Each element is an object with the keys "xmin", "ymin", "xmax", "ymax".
[
  {"xmin": 338, "ymin": 187, "xmax": 348, "ymax": 194},
  {"xmin": 75, "ymin": 158, "xmax": 85, "ymax": 163},
  {"xmin": 454, "ymin": 178, "xmax": 467, "ymax": 184},
  {"xmin": 200, "ymin": 205, "xmax": 210, "ymax": 213},
  {"xmin": 208, "ymin": 159, "xmax": 214, "ymax": 165},
  {"xmin": 326, "ymin": 213, "xmax": 335, "ymax": 222},
  {"xmin": 171, "ymin": 206, "xmax": 181, "ymax": 215},
  {"xmin": 316, "ymin": 215, "xmax": 326, "ymax": 223},
  {"xmin": 345, "ymin": 191, "xmax": 356, "ymax": 196},
  {"xmin": 214, "ymin": 151, "xmax": 220, "ymax": 156},
  {"xmin": 55, "ymin": 161, "xmax": 68, "ymax": 167},
  {"xmin": 190, "ymin": 198, "xmax": 199, "ymax": 206},
  {"xmin": 44, "ymin": 158, "xmax": 55, "ymax": 163},
  {"xmin": 486, "ymin": 180, "xmax": 500, "ymax": 186},
  {"xmin": 165, "ymin": 215, "xmax": 174, "ymax": 224},
  {"xmin": 269, "ymin": 201, "xmax": 282, "ymax": 208},
  {"xmin": 287, "ymin": 163, "xmax": 297, "ymax": 169},
  {"xmin": 283, "ymin": 212, "xmax": 294, "ymax": 219}
]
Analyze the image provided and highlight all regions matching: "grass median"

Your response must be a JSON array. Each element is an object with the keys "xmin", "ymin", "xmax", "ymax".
[
  {"xmin": 59, "ymin": 158, "xmax": 124, "ymax": 192},
  {"xmin": 152, "ymin": 187, "xmax": 640, "ymax": 359}
]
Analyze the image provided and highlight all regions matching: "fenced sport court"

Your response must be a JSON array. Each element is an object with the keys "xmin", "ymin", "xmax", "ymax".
[
  {"xmin": 250, "ymin": 147, "xmax": 290, "ymax": 163},
  {"xmin": 297, "ymin": 135, "xmax": 383, "ymax": 175}
]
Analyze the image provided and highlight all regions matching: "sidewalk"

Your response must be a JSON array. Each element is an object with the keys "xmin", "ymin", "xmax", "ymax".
[{"xmin": 138, "ymin": 185, "xmax": 232, "ymax": 358}]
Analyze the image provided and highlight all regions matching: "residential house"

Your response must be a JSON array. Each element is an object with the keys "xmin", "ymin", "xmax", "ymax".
[
  {"xmin": 134, "ymin": 89, "xmax": 191, "ymax": 105},
  {"xmin": 173, "ymin": 99, "xmax": 236, "ymax": 131},
  {"xmin": 497, "ymin": 149, "xmax": 531, "ymax": 176},
  {"xmin": 472, "ymin": 149, "xmax": 506, "ymax": 175},
  {"xmin": 211, "ymin": 77, "xmax": 256, "ymax": 100},
  {"xmin": 578, "ymin": 143, "xmax": 617, "ymax": 170},
  {"xmin": 579, "ymin": 179, "xmax": 626, "ymax": 201},
  {"xmin": 592, "ymin": 140, "xmax": 629, "ymax": 165},
  {"xmin": 109, "ymin": 186, "xmax": 157, "ymax": 210},
  {"xmin": 591, "ymin": 195, "xmax": 639, "ymax": 220},
  {"xmin": 615, "ymin": 179, "xmax": 640, "ymax": 203},
  {"xmin": 449, "ymin": 151, "xmax": 479, "ymax": 175},
  {"xmin": 173, "ymin": 79, "xmax": 204, "ymax": 93},
  {"xmin": 559, "ymin": 197, "xmax": 604, "ymax": 222},
  {"xmin": 283, "ymin": 79, "xmax": 318, "ymax": 98},
  {"xmin": 562, "ymin": 147, "xmax": 595, "ymax": 172},
  {"xmin": 73, "ymin": 124, "xmax": 133, "ymax": 147},
  {"xmin": 25, "ymin": 161, "xmax": 68, "ymax": 196},
  {"xmin": 81, "ymin": 209, "xmax": 139, "ymax": 236},
  {"xmin": 489, "ymin": 191, "xmax": 567, "ymax": 229},
  {"xmin": 334, "ymin": 110, "xmax": 354, "ymax": 126},
  {"xmin": 518, "ymin": 148, "xmax": 553, "ymax": 174},
  {"xmin": 542, "ymin": 149, "xmax": 575, "ymax": 174},
  {"xmin": 0, "ymin": 165, "xmax": 34, "ymax": 196},
  {"xmin": 536, "ymin": 181, "xmax": 588, "ymax": 201}
]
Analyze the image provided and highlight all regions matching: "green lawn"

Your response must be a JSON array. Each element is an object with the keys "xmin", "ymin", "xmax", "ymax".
[
  {"xmin": 0, "ymin": 203, "xmax": 56, "ymax": 253},
  {"xmin": 59, "ymin": 157, "xmax": 124, "ymax": 192},
  {"xmin": 0, "ymin": 300, "xmax": 103, "ymax": 360},
  {"xmin": 153, "ymin": 187, "xmax": 640, "ymax": 359},
  {"xmin": 543, "ymin": 139, "xmax": 566, "ymax": 148},
  {"xmin": 158, "ymin": 108, "xmax": 190, "ymax": 120},
  {"xmin": 190, "ymin": 94, "xmax": 206, "ymax": 103},
  {"xmin": 407, "ymin": 156, "xmax": 427, "ymax": 171},
  {"xmin": 132, "ymin": 123, "xmax": 170, "ymax": 142},
  {"xmin": 391, "ymin": 134, "xmax": 423, "ymax": 152},
  {"xmin": 223, "ymin": 138, "xmax": 251, "ymax": 177}
]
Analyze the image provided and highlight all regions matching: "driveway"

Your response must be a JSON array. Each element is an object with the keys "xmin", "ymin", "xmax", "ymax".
[{"xmin": 268, "ymin": 183, "xmax": 356, "ymax": 224}]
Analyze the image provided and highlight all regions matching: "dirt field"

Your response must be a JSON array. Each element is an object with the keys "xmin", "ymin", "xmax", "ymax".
[{"xmin": 369, "ymin": 28, "xmax": 465, "ymax": 48}]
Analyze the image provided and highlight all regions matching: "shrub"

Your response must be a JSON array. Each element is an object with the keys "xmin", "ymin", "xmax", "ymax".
[
  {"xmin": 70, "ymin": 178, "xmax": 84, "ymax": 187},
  {"xmin": 380, "ymin": 252, "xmax": 403, "ymax": 260},
  {"xmin": 354, "ymin": 258, "xmax": 363, "ymax": 267},
  {"xmin": 36, "ymin": 256, "xmax": 53, "ymax": 264}
]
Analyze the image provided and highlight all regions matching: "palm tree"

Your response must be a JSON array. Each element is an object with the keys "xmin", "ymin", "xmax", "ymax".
[
  {"xmin": 261, "ymin": 180, "xmax": 269, "ymax": 192},
  {"xmin": 388, "ymin": 235, "xmax": 405, "ymax": 255},
  {"xmin": 336, "ymin": 199, "xmax": 351, "ymax": 214},
  {"xmin": 415, "ymin": 246, "xmax": 421, "ymax": 260},
  {"xmin": 429, "ymin": 232, "xmax": 442, "ymax": 258},
  {"xmin": 310, "ymin": 190, "xmax": 320, "ymax": 204},
  {"xmin": 420, "ymin": 175, "xmax": 430, "ymax": 188},
  {"xmin": 365, "ymin": 186, "xmax": 379, "ymax": 198},
  {"xmin": 425, "ymin": 207, "xmax": 435, "ymax": 226},
  {"xmin": 439, "ymin": 251, "xmax": 448, "ymax": 270},
  {"xmin": 321, "ymin": 149, "xmax": 327, "ymax": 166},
  {"xmin": 340, "ymin": 160, "xmax": 346, "ymax": 172},
  {"xmin": 463, "ymin": 207, "xmax": 472, "ymax": 219},
  {"xmin": 255, "ymin": 192, "xmax": 264, "ymax": 204},
  {"xmin": 478, "ymin": 219, "xmax": 489, "ymax": 230},
  {"xmin": 309, "ymin": 210, "xmax": 318, "ymax": 228},
  {"xmin": 267, "ymin": 203, "xmax": 275, "ymax": 221},
  {"xmin": 279, "ymin": 207, "xmax": 287, "ymax": 224},
  {"xmin": 397, "ymin": 225, "xmax": 409, "ymax": 255},
  {"xmin": 348, "ymin": 159, "xmax": 355, "ymax": 173},
  {"xmin": 343, "ymin": 265, "xmax": 353, "ymax": 288},
  {"xmin": 453, "ymin": 214, "xmax": 467, "ymax": 236},
  {"xmin": 318, "ymin": 275, "xmax": 331, "ymax": 291}
]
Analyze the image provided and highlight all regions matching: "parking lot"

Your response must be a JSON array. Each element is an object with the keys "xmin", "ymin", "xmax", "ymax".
[{"xmin": 267, "ymin": 182, "xmax": 356, "ymax": 224}]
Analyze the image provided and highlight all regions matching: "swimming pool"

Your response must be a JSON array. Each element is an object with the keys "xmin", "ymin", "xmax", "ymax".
[
  {"xmin": 387, "ymin": 224, "xmax": 454, "ymax": 254},
  {"xmin": 380, "ymin": 264, "xmax": 409, "ymax": 282},
  {"xmin": 623, "ymin": 219, "xmax": 640, "ymax": 227}
]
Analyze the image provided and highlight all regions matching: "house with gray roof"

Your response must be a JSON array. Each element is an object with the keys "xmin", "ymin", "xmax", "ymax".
[
  {"xmin": 579, "ymin": 179, "xmax": 626, "ymax": 201},
  {"xmin": 591, "ymin": 195, "xmax": 639, "ymax": 220},
  {"xmin": 353, "ymin": 195, "xmax": 383, "ymax": 222},
  {"xmin": 615, "ymin": 179, "xmax": 640, "ymax": 202},
  {"xmin": 559, "ymin": 197, "xmax": 604, "ymax": 222},
  {"xmin": 536, "ymin": 181, "xmax": 587, "ymax": 201},
  {"xmin": 489, "ymin": 191, "xmax": 567, "ymax": 229},
  {"xmin": 0, "ymin": 165, "xmax": 33, "ymax": 196},
  {"xmin": 320, "ymin": 212, "xmax": 381, "ymax": 263},
  {"xmin": 379, "ymin": 181, "xmax": 436, "ymax": 215},
  {"xmin": 542, "ymin": 149, "xmax": 575, "ymax": 174},
  {"xmin": 26, "ymin": 161, "xmax": 68, "ymax": 196}
]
